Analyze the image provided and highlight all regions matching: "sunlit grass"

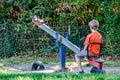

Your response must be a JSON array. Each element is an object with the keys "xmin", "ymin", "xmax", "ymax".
[
  {"xmin": 0, "ymin": 70, "xmax": 120, "ymax": 80},
  {"xmin": 0, "ymin": 67, "xmax": 16, "ymax": 74},
  {"xmin": 0, "ymin": 57, "xmax": 120, "ymax": 80},
  {"xmin": 0, "ymin": 65, "xmax": 120, "ymax": 80}
]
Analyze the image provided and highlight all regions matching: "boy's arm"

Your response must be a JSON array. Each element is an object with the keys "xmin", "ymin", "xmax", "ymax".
[
  {"xmin": 84, "ymin": 45, "xmax": 88, "ymax": 51},
  {"xmin": 84, "ymin": 35, "xmax": 90, "ymax": 51}
]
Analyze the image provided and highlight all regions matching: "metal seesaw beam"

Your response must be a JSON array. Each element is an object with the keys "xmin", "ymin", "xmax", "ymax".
[{"xmin": 32, "ymin": 16, "xmax": 80, "ymax": 54}]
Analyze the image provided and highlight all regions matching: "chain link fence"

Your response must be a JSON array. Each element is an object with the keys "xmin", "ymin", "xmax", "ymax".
[
  {"xmin": 1, "ymin": 20, "xmax": 116, "ymax": 58},
  {"xmin": 0, "ymin": 21, "xmax": 86, "ymax": 58}
]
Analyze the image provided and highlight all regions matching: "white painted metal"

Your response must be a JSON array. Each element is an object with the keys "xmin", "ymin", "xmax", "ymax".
[{"xmin": 32, "ymin": 16, "xmax": 80, "ymax": 53}]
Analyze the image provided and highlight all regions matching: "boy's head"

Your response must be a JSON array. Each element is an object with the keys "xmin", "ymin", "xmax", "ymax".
[{"xmin": 88, "ymin": 20, "xmax": 99, "ymax": 30}]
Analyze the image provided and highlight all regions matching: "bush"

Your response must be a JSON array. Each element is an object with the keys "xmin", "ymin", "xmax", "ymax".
[{"xmin": 0, "ymin": 0, "xmax": 119, "ymax": 57}]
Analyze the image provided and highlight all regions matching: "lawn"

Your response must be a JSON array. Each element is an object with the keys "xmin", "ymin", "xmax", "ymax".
[
  {"xmin": 0, "ymin": 68, "xmax": 120, "ymax": 80},
  {"xmin": 0, "ymin": 57, "xmax": 120, "ymax": 67},
  {"xmin": 0, "ymin": 57, "xmax": 120, "ymax": 80}
]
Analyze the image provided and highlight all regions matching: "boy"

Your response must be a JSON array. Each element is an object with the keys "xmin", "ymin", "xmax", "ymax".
[{"xmin": 75, "ymin": 20, "xmax": 103, "ymax": 74}]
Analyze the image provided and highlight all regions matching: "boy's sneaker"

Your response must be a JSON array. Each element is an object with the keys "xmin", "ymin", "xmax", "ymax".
[{"xmin": 77, "ymin": 71, "xmax": 84, "ymax": 74}]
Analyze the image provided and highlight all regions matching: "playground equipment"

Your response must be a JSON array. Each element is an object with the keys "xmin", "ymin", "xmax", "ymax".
[
  {"xmin": 31, "ymin": 9, "xmax": 105, "ymax": 73},
  {"xmin": 87, "ymin": 43, "xmax": 105, "ymax": 73},
  {"xmin": 79, "ymin": 38, "xmax": 105, "ymax": 73},
  {"xmin": 32, "ymin": 61, "xmax": 45, "ymax": 71}
]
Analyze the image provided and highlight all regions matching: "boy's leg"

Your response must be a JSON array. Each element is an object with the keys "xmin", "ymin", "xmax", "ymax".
[
  {"xmin": 75, "ymin": 57, "xmax": 83, "ymax": 72},
  {"xmin": 75, "ymin": 50, "xmax": 87, "ymax": 72}
]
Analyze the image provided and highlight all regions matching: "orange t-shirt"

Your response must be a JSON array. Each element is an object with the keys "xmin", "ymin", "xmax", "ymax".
[{"xmin": 84, "ymin": 32, "xmax": 102, "ymax": 56}]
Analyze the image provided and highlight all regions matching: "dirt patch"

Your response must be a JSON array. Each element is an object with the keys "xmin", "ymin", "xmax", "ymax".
[
  {"xmin": 3, "ymin": 63, "xmax": 120, "ymax": 74},
  {"xmin": 4, "ymin": 63, "xmax": 60, "ymax": 73}
]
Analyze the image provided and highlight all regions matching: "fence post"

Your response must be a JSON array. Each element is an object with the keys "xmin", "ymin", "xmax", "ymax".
[
  {"xmin": 65, "ymin": 32, "xmax": 69, "ymax": 40},
  {"xmin": 55, "ymin": 32, "xmax": 59, "ymax": 47}
]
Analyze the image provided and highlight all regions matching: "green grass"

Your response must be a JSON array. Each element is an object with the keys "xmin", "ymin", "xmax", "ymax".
[
  {"xmin": 0, "ymin": 57, "xmax": 120, "ymax": 80},
  {"xmin": 0, "ymin": 57, "xmax": 60, "ymax": 65},
  {"xmin": 0, "ymin": 68, "xmax": 120, "ymax": 80},
  {"xmin": 0, "ymin": 66, "xmax": 120, "ymax": 80},
  {"xmin": 0, "ymin": 57, "xmax": 120, "ymax": 67},
  {"xmin": 0, "ymin": 57, "xmax": 76, "ymax": 66},
  {"xmin": 104, "ymin": 60, "xmax": 120, "ymax": 67}
]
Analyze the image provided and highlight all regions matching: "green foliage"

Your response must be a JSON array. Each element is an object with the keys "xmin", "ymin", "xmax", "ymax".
[{"xmin": 0, "ymin": 0, "xmax": 120, "ymax": 57}]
